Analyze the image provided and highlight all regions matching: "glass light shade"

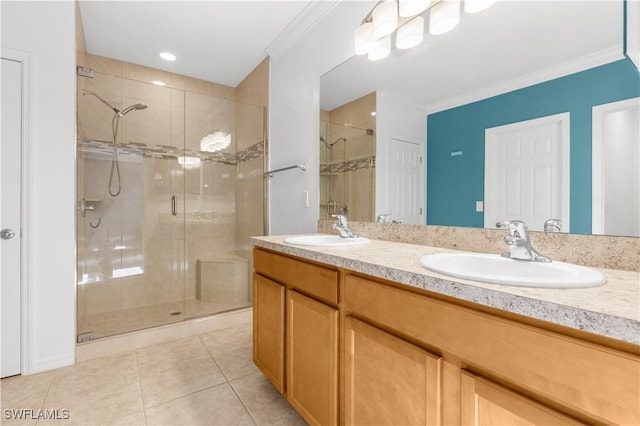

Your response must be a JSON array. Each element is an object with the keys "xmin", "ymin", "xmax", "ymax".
[
  {"xmin": 200, "ymin": 131, "xmax": 231, "ymax": 152},
  {"xmin": 177, "ymin": 156, "xmax": 201, "ymax": 168},
  {"xmin": 429, "ymin": 0, "xmax": 460, "ymax": 35},
  {"xmin": 396, "ymin": 16, "xmax": 424, "ymax": 49},
  {"xmin": 399, "ymin": 0, "xmax": 432, "ymax": 18},
  {"xmin": 464, "ymin": 0, "xmax": 496, "ymax": 13},
  {"xmin": 368, "ymin": 35, "xmax": 391, "ymax": 61},
  {"xmin": 372, "ymin": 0, "xmax": 399, "ymax": 38},
  {"xmin": 354, "ymin": 22, "xmax": 376, "ymax": 55}
]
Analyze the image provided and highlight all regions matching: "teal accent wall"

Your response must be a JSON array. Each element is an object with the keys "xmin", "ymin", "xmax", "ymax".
[{"xmin": 426, "ymin": 58, "xmax": 640, "ymax": 234}]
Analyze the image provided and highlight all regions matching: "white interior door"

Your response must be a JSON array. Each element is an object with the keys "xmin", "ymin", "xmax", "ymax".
[
  {"xmin": 592, "ymin": 98, "xmax": 640, "ymax": 237},
  {"xmin": 1, "ymin": 57, "xmax": 23, "ymax": 377},
  {"xmin": 484, "ymin": 113, "xmax": 570, "ymax": 232},
  {"xmin": 387, "ymin": 137, "xmax": 425, "ymax": 224}
]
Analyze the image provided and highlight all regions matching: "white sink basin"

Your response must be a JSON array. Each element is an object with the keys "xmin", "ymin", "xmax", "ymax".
[
  {"xmin": 283, "ymin": 235, "xmax": 370, "ymax": 247},
  {"xmin": 419, "ymin": 252, "xmax": 606, "ymax": 288}
]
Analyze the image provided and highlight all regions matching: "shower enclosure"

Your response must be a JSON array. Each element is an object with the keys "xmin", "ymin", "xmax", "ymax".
[
  {"xmin": 76, "ymin": 66, "xmax": 265, "ymax": 341},
  {"xmin": 319, "ymin": 120, "xmax": 375, "ymax": 222}
]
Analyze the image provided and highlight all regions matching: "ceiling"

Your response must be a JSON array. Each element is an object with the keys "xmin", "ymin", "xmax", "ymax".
[
  {"xmin": 78, "ymin": 1, "xmax": 625, "ymax": 108},
  {"xmin": 320, "ymin": 0, "xmax": 625, "ymax": 111},
  {"xmin": 78, "ymin": 1, "xmax": 313, "ymax": 87}
]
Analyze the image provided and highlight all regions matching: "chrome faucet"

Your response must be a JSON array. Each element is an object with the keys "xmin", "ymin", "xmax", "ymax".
[
  {"xmin": 332, "ymin": 214, "xmax": 357, "ymax": 238},
  {"xmin": 376, "ymin": 214, "xmax": 391, "ymax": 223},
  {"xmin": 496, "ymin": 220, "xmax": 551, "ymax": 262},
  {"xmin": 544, "ymin": 219, "xmax": 562, "ymax": 233}
]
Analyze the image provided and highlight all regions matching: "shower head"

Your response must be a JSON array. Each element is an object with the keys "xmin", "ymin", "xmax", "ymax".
[
  {"xmin": 119, "ymin": 103, "xmax": 148, "ymax": 117},
  {"xmin": 321, "ymin": 136, "xmax": 346, "ymax": 150},
  {"xmin": 320, "ymin": 136, "xmax": 332, "ymax": 150},
  {"xmin": 80, "ymin": 89, "xmax": 119, "ymax": 114}
]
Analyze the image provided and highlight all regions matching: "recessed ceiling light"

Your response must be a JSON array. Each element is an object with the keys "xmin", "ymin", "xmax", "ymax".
[
  {"xmin": 160, "ymin": 52, "xmax": 176, "ymax": 61},
  {"xmin": 152, "ymin": 80, "xmax": 166, "ymax": 87}
]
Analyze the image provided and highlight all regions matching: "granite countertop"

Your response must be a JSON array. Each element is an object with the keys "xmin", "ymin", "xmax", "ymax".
[{"xmin": 251, "ymin": 234, "xmax": 640, "ymax": 346}]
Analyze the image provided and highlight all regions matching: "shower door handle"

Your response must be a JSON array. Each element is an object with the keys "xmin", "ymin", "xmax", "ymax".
[{"xmin": 171, "ymin": 195, "xmax": 177, "ymax": 216}]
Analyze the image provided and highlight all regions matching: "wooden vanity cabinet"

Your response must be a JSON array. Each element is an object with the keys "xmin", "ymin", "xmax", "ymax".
[
  {"xmin": 344, "ymin": 316, "xmax": 442, "ymax": 425},
  {"xmin": 253, "ymin": 248, "xmax": 339, "ymax": 425},
  {"xmin": 460, "ymin": 371, "xmax": 586, "ymax": 425},
  {"xmin": 253, "ymin": 247, "xmax": 640, "ymax": 425},
  {"xmin": 287, "ymin": 290, "xmax": 338, "ymax": 425},
  {"xmin": 344, "ymin": 273, "xmax": 640, "ymax": 425},
  {"xmin": 252, "ymin": 274, "xmax": 285, "ymax": 392}
]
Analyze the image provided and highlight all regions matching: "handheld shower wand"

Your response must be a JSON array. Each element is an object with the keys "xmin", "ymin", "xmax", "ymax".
[{"xmin": 80, "ymin": 89, "xmax": 147, "ymax": 196}]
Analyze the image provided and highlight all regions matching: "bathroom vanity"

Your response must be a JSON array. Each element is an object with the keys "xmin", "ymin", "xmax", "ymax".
[{"xmin": 251, "ymin": 235, "xmax": 639, "ymax": 425}]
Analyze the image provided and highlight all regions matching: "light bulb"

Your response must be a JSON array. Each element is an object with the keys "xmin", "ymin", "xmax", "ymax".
[
  {"xmin": 396, "ymin": 16, "xmax": 424, "ymax": 49},
  {"xmin": 368, "ymin": 36, "xmax": 391, "ymax": 61},
  {"xmin": 354, "ymin": 22, "xmax": 376, "ymax": 55},
  {"xmin": 399, "ymin": 0, "xmax": 432, "ymax": 18},
  {"xmin": 372, "ymin": 0, "xmax": 399, "ymax": 38},
  {"xmin": 429, "ymin": 0, "xmax": 460, "ymax": 35}
]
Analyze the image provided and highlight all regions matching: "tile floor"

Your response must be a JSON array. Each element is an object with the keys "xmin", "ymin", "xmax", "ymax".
[{"xmin": 1, "ymin": 321, "xmax": 306, "ymax": 425}]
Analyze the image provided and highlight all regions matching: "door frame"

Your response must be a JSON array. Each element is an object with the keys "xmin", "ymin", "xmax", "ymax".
[
  {"xmin": 484, "ymin": 112, "xmax": 570, "ymax": 231},
  {"xmin": 1, "ymin": 47, "xmax": 32, "ymax": 375},
  {"xmin": 592, "ymin": 97, "xmax": 640, "ymax": 235}
]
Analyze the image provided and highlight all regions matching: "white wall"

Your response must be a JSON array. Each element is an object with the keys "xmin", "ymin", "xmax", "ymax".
[
  {"xmin": 268, "ymin": 1, "xmax": 375, "ymax": 235},
  {"xmin": 375, "ymin": 91, "xmax": 427, "ymax": 221},
  {"xmin": 2, "ymin": 1, "xmax": 76, "ymax": 373}
]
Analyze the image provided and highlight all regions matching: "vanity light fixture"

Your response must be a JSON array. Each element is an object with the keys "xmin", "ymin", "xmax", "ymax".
[
  {"xmin": 464, "ymin": 0, "xmax": 496, "ymax": 13},
  {"xmin": 399, "ymin": 0, "xmax": 432, "ymax": 17},
  {"xmin": 355, "ymin": 0, "xmax": 494, "ymax": 60},
  {"xmin": 429, "ymin": 0, "xmax": 460, "ymax": 35},
  {"xmin": 152, "ymin": 80, "xmax": 166, "ymax": 87},
  {"xmin": 368, "ymin": 35, "xmax": 392, "ymax": 61},
  {"xmin": 396, "ymin": 15, "xmax": 424, "ymax": 49},
  {"xmin": 200, "ymin": 131, "xmax": 231, "ymax": 152},
  {"xmin": 160, "ymin": 52, "xmax": 176, "ymax": 61},
  {"xmin": 372, "ymin": 0, "xmax": 399, "ymax": 38}
]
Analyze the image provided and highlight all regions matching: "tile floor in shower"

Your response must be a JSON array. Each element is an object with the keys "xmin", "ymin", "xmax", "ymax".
[
  {"xmin": 78, "ymin": 298, "xmax": 252, "ymax": 340},
  {"xmin": 1, "ymin": 318, "xmax": 306, "ymax": 425}
]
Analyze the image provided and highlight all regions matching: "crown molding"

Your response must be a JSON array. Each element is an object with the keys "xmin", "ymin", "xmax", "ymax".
[
  {"xmin": 425, "ymin": 45, "xmax": 625, "ymax": 115},
  {"xmin": 266, "ymin": 1, "xmax": 342, "ymax": 61}
]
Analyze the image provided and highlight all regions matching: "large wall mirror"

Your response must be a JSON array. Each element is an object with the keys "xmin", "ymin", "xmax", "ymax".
[{"xmin": 320, "ymin": 0, "xmax": 639, "ymax": 236}]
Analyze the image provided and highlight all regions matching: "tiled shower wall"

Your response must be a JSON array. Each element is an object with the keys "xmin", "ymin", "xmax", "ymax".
[
  {"xmin": 76, "ymin": 51, "xmax": 267, "ymax": 335},
  {"xmin": 320, "ymin": 92, "xmax": 376, "ymax": 222}
]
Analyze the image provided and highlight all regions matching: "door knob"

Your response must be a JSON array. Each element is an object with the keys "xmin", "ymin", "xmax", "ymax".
[{"xmin": 1, "ymin": 229, "xmax": 16, "ymax": 240}]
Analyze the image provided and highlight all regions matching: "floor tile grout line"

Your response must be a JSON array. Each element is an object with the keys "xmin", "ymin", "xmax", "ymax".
[
  {"xmin": 227, "ymin": 375, "xmax": 259, "ymax": 425},
  {"xmin": 40, "ymin": 369, "xmax": 57, "ymax": 413},
  {"xmin": 133, "ymin": 349, "xmax": 148, "ymax": 426},
  {"xmin": 141, "ymin": 381, "xmax": 231, "ymax": 412},
  {"xmin": 199, "ymin": 334, "xmax": 258, "ymax": 425}
]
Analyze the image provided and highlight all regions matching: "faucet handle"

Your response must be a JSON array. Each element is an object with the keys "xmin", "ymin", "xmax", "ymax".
[
  {"xmin": 496, "ymin": 220, "xmax": 528, "ymax": 238},
  {"xmin": 376, "ymin": 214, "xmax": 391, "ymax": 223},
  {"xmin": 544, "ymin": 219, "xmax": 561, "ymax": 233}
]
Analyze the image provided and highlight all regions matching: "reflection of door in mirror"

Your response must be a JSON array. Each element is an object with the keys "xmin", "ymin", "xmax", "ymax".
[
  {"xmin": 320, "ymin": 93, "xmax": 376, "ymax": 222},
  {"xmin": 388, "ymin": 137, "xmax": 425, "ymax": 224},
  {"xmin": 592, "ymin": 98, "xmax": 640, "ymax": 237},
  {"xmin": 484, "ymin": 113, "xmax": 570, "ymax": 232}
]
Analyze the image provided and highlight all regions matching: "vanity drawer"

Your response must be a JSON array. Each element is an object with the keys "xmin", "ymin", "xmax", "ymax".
[
  {"xmin": 344, "ymin": 273, "xmax": 640, "ymax": 425},
  {"xmin": 253, "ymin": 248, "xmax": 338, "ymax": 305}
]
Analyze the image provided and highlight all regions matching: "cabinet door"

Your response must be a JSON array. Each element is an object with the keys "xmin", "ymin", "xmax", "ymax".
[
  {"xmin": 286, "ymin": 290, "xmax": 338, "ymax": 425},
  {"xmin": 460, "ymin": 371, "xmax": 585, "ymax": 425},
  {"xmin": 344, "ymin": 316, "xmax": 442, "ymax": 425},
  {"xmin": 253, "ymin": 274, "xmax": 285, "ymax": 392}
]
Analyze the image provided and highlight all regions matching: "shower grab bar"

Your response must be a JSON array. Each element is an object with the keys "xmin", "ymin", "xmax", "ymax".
[
  {"xmin": 171, "ymin": 195, "xmax": 177, "ymax": 216},
  {"xmin": 265, "ymin": 164, "xmax": 306, "ymax": 178}
]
